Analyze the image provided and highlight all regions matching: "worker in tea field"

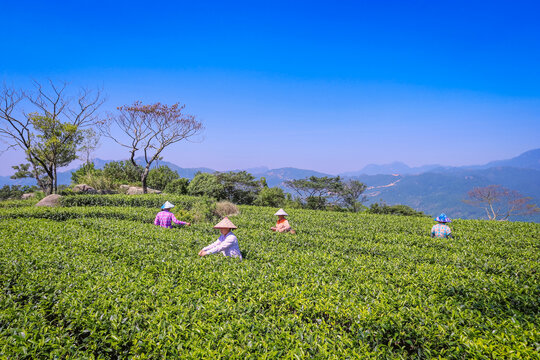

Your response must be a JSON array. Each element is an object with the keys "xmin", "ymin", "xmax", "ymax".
[
  {"xmin": 154, "ymin": 201, "xmax": 191, "ymax": 228},
  {"xmin": 198, "ymin": 217, "xmax": 242, "ymax": 259},
  {"xmin": 271, "ymin": 208, "xmax": 296, "ymax": 234},
  {"xmin": 431, "ymin": 213, "xmax": 453, "ymax": 238}
]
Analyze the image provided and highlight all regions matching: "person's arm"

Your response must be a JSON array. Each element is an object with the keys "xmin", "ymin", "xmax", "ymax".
[
  {"xmin": 430, "ymin": 225, "xmax": 435, "ymax": 238},
  {"xmin": 446, "ymin": 227, "xmax": 453, "ymax": 238},
  {"xmin": 154, "ymin": 213, "xmax": 161, "ymax": 226},
  {"xmin": 202, "ymin": 239, "xmax": 221, "ymax": 252},
  {"xmin": 171, "ymin": 214, "xmax": 189, "ymax": 226},
  {"xmin": 204, "ymin": 234, "xmax": 237, "ymax": 255}
]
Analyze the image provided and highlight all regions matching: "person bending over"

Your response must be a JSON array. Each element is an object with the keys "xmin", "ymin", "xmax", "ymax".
[
  {"xmin": 199, "ymin": 217, "xmax": 242, "ymax": 259},
  {"xmin": 154, "ymin": 201, "xmax": 191, "ymax": 228}
]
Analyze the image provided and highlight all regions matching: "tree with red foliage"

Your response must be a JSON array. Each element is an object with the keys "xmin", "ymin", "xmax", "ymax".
[
  {"xmin": 464, "ymin": 185, "xmax": 539, "ymax": 221},
  {"xmin": 100, "ymin": 102, "xmax": 203, "ymax": 193}
]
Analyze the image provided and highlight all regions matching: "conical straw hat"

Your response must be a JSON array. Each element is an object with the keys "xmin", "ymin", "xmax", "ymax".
[
  {"xmin": 161, "ymin": 201, "xmax": 175, "ymax": 209},
  {"xmin": 213, "ymin": 217, "xmax": 237, "ymax": 229},
  {"xmin": 274, "ymin": 208, "xmax": 288, "ymax": 216}
]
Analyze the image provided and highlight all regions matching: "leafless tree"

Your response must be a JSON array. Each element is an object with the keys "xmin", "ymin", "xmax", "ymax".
[
  {"xmin": 99, "ymin": 102, "xmax": 203, "ymax": 193},
  {"xmin": 0, "ymin": 81, "xmax": 104, "ymax": 194},
  {"xmin": 464, "ymin": 184, "xmax": 540, "ymax": 221}
]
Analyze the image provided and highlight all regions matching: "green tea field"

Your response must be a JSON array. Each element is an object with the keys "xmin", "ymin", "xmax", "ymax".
[{"xmin": 1, "ymin": 195, "xmax": 539, "ymax": 359}]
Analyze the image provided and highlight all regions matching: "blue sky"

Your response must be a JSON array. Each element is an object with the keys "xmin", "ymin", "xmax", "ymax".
[{"xmin": 1, "ymin": 0, "xmax": 539, "ymax": 175}]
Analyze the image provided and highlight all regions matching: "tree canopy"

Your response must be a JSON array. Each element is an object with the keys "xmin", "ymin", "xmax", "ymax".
[
  {"xmin": 99, "ymin": 102, "xmax": 203, "ymax": 193},
  {"xmin": 0, "ymin": 81, "xmax": 103, "ymax": 194}
]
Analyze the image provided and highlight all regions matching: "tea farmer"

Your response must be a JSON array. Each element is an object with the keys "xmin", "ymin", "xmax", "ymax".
[
  {"xmin": 271, "ymin": 208, "xmax": 296, "ymax": 234},
  {"xmin": 431, "ymin": 213, "xmax": 453, "ymax": 238},
  {"xmin": 154, "ymin": 201, "xmax": 191, "ymax": 228},
  {"xmin": 198, "ymin": 217, "xmax": 242, "ymax": 259}
]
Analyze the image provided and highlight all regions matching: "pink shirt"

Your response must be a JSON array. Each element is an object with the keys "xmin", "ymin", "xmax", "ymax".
[{"xmin": 154, "ymin": 211, "xmax": 187, "ymax": 228}]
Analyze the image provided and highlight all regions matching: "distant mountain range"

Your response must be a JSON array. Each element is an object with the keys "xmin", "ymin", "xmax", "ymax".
[{"xmin": 1, "ymin": 149, "xmax": 539, "ymax": 221}]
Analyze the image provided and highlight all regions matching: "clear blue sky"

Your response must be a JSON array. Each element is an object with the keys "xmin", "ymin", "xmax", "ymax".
[{"xmin": 1, "ymin": 0, "xmax": 539, "ymax": 175}]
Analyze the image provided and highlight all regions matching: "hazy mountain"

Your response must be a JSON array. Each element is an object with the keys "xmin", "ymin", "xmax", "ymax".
[
  {"xmin": 258, "ymin": 167, "xmax": 332, "ymax": 188},
  {"xmin": 341, "ymin": 162, "xmax": 443, "ymax": 176},
  {"xmin": 355, "ymin": 167, "xmax": 540, "ymax": 221},
  {"xmin": 2, "ymin": 149, "xmax": 539, "ymax": 222},
  {"xmin": 470, "ymin": 148, "xmax": 540, "ymax": 171},
  {"xmin": 342, "ymin": 148, "xmax": 540, "ymax": 176}
]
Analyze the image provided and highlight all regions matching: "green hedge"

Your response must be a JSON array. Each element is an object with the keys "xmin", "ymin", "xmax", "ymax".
[
  {"xmin": 59, "ymin": 194, "xmax": 211, "ymax": 209},
  {"xmin": 0, "ymin": 205, "xmax": 538, "ymax": 358}
]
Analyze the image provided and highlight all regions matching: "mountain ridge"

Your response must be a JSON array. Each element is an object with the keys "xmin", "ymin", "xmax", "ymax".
[{"xmin": 1, "ymin": 149, "xmax": 539, "ymax": 221}]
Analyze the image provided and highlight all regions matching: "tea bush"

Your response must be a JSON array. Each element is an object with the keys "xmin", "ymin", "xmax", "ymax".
[{"xmin": 0, "ymin": 202, "xmax": 538, "ymax": 358}]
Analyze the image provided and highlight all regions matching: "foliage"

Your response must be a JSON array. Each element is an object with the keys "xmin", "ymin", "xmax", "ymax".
[
  {"xmin": 164, "ymin": 178, "xmax": 190, "ymax": 195},
  {"xmin": 103, "ymin": 160, "xmax": 143, "ymax": 184},
  {"xmin": 464, "ymin": 184, "xmax": 540, "ymax": 221},
  {"xmin": 172, "ymin": 208, "xmax": 194, "ymax": 224},
  {"xmin": 71, "ymin": 162, "xmax": 100, "ymax": 184},
  {"xmin": 11, "ymin": 114, "xmax": 83, "ymax": 194},
  {"xmin": 0, "ymin": 202, "xmax": 538, "ymax": 358},
  {"xmin": 215, "ymin": 201, "xmax": 240, "ymax": 217},
  {"xmin": 367, "ymin": 202, "xmax": 427, "ymax": 217},
  {"xmin": 254, "ymin": 186, "xmax": 286, "ymax": 207},
  {"xmin": 76, "ymin": 172, "xmax": 118, "ymax": 191},
  {"xmin": 0, "ymin": 82, "xmax": 103, "ymax": 195},
  {"xmin": 99, "ymin": 101, "xmax": 203, "ymax": 193},
  {"xmin": 285, "ymin": 176, "xmax": 343, "ymax": 210},
  {"xmin": 147, "ymin": 165, "xmax": 179, "ymax": 191},
  {"xmin": 59, "ymin": 194, "xmax": 216, "ymax": 223},
  {"xmin": 78, "ymin": 128, "xmax": 100, "ymax": 164},
  {"xmin": 187, "ymin": 172, "xmax": 224, "ymax": 199},
  {"xmin": 0, "ymin": 185, "xmax": 38, "ymax": 201},
  {"xmin": 216, "ymin": 171, "xmax": 261, "ymax": 205},
  {"xmin": 338, "ymin": 179, "xmax": 367, "ymax": 212}
]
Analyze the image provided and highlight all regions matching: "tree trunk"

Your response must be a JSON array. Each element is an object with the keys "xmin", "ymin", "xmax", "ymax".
[
  {"xmin": 54, "ymin": 164, "xmax": 57, "ymax": 194},
  {"xmin": 141, "ymin": 167, "xmax": 150, "ymax": 194}
]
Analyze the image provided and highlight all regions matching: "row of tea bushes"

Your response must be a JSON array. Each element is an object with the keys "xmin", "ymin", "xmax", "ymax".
[{"xmin": 0, "ymin": 203, "xmax": 538, "ymax": 358}]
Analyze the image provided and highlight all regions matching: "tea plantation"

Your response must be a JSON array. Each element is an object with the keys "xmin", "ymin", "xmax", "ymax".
[{"xmin": 0, "ymin": 196, "xmax": 539, "ymax": 358}]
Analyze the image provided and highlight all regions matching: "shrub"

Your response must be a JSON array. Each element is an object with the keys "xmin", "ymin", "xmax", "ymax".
[
  {"xmin": 215, "ymin": 201, "xmax": 240, "ymax": 217},
  {"xmin": 367, "ymin": 202, "xmax": 427, "ymax": 217},
  {"xmin": 164, "ymin": 178, "xmax": 190, "ymax": 195},
  {"xmin": 0, "ymin": 185, "xmax": 34, "ymax": 201},
  {"xmin": 190, "ymin": 196, "xmax": 217, "ymax": 223},
  {"xmin": 103, "ymin": 160, "xmax": 143, "ymax": 184},
  {"xmin": 147, "ymin": 166, "xmax": 180, "ymax": 191},
  {"xmin": 187, "ymin": 172, "xmax": 224, "ymax": 199},
  {"xmin": 77, "ymin": 172, "xmax": 118, "ymax": 191},
  {"xmin": 71, "ymin": 162, "xmax": 100, "ymax": 184},
  {"xmin": 254, "ymin": 186, "xmax": 286, "ymax": 207},
  {"xmin": 173, "ymin": 208, "xmax": 194, "ymax": 224}
]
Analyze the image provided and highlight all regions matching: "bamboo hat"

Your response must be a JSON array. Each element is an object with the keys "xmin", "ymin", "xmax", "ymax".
[
  {"xmin": 161, "ymin": 201, "xmax": 175, "ymax": 209},
  {"xmin": 274, "ymin": 208, "xmax": 288, "ymax": 216},
  {"xmin": 213, "ymin": 217, "xmax": 237, "ymax": 229}
]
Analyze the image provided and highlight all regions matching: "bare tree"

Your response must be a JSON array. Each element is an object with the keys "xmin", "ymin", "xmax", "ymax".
[
  {"xmin": 99, "ymin": 102, "xmax": 203, "ymax": 193},
  {"xmin": 0, "ymin": 81, "xmax": 104, "ymax": 194},
  {"xmin": 464, "ymin": 185, "xmax": 540, "ymax": 221}
]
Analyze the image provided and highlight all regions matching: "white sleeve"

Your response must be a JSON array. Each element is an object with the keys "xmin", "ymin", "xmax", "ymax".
[
  {"xmin": 202, "ymin": 239, "xmax": 221, "ymax": 252},
  {"xmin": 205, "ymin": 234, "xmax": 237, "ymax": 254}
]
